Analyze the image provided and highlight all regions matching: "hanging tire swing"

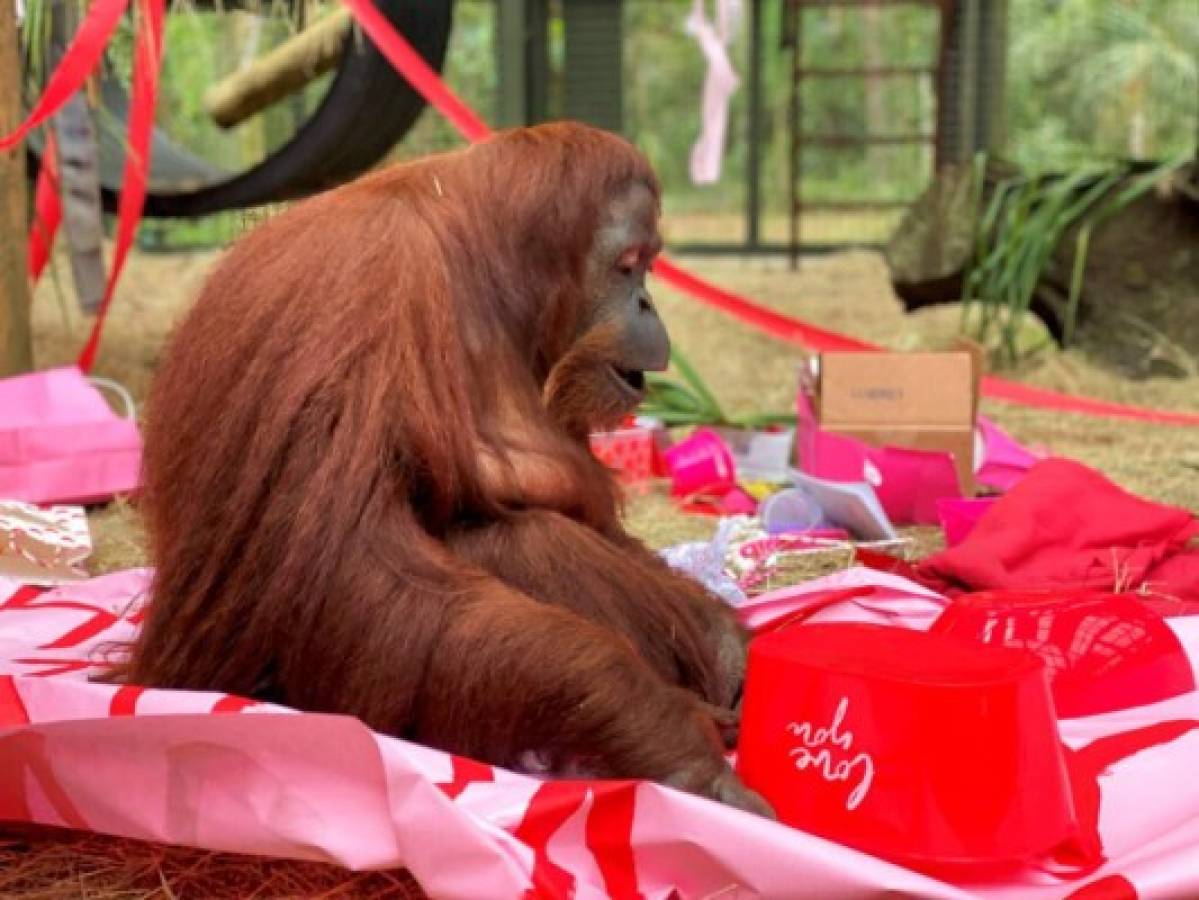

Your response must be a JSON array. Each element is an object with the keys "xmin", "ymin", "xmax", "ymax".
[{"xmin": 27, "ymin": 0, "xmax": 455, "ymax": 218}]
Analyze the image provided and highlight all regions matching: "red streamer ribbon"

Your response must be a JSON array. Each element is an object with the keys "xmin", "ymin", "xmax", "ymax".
[
  {"xmin": 3, "ymin": 0, "xmax": 163, "ymax": 372},
  {"xmin": 978, "ymin": 376, "xmax": 1199, "ymax": 427},
  {"xmin": 337, "ymin": 0, "xmax": 1199, "ymax": 427},
  {"xmin": 338, "ymin": 0, "xmax": 491, "ymax": 143},
  {"xmin": 0, "ymin": 0, "xmax": 129, "ymax": 152},
  {"xmin": 651, "ymin": 257, "xmax": 873, "ymax": 352},
  {"xmin": 27, "ymin": 133, "xmax": 62, "ymax": 282},
  {"xmin": 77, "ymin": 0, "xmax": 165, "ymax": 373},
  {"xmin": 653, "ymin": 260, "xmax": 1199, "ymax": 426}
]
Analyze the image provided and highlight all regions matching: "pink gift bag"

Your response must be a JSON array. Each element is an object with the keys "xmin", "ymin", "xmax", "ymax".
[{"xmin": 0, "ymin": 366, "xmax": 142, "ymax": 505}]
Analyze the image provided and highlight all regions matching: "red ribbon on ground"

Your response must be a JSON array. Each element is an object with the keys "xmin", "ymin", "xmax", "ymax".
[
  {"xmin": 27, "ymin": 133, "xmax": 61, "ymax": 282},
  {"xmin": 978, "ymin": 376, "xmax": 1199, "ymax": 427},
  {"xmin": 336, "ymin": 0, "xmax": 1199, "ymax": 428},
  {"xmin": 651, "ymin": 257, "xmax": 873, "ymax": 352},
  {"xmin": 653, "ymin": 260, "xmax": 1199, "ymax": 426}
]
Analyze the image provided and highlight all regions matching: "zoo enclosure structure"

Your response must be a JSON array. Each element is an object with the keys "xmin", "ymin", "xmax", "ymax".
[
  {"xmin": 783, "ymin": 0, "xmax": 1006, "ymax": 263},
  {"xmin": 38, "ymin": 0, "xmax": 1188, "ymax": 259},
  {"xmin": 495, "ymin": 0, "xmax": 1008, "ymax": 256},
  {"xmin": 22, "ymin": 0, "xmax": 456, "ymax": 218}
]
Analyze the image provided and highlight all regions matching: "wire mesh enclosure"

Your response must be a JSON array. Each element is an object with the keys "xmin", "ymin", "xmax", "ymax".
[
  {"xmin": 783, "ymin": 0, "xmax": 951, "ymax": 264},
  {"xmin": 110, "ymin": 0, "xmax": 1195, "ymax": 253}
]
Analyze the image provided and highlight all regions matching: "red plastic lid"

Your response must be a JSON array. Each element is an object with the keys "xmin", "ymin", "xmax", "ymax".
[
  {"xmin": 736, "ymin": 622, "xmax": 1076, "ymax": 871},
  {"xmin": 757, "ymin": 618, "xmax": 1042, "ymax": 685},
  {"xmin": 932, "ymin": 590, "xmax": 1196, "ymax": 719}
]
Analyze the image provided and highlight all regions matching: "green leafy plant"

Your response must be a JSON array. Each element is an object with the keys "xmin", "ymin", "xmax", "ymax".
[
  {"xmin": 639, "ymin": 347, "xmax": 797, "ymax": 430},
  {"xmin": 961, "ymin": 153, "xmax": 1190, "ymax": 363}
]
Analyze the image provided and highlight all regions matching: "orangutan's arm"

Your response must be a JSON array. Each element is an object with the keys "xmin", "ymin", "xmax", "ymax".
[{"xmin": 415, "ymin": 577, "xmax": 769, "ymax": 816}]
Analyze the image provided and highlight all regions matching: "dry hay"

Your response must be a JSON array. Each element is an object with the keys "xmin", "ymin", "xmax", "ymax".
[
  {"xmin": 15, "ymin": 246, "xmax": 1199, "ymax": 896},
  {"xmin": 0, "ymin": 824, "xmax": 425, "ymax": 899}
]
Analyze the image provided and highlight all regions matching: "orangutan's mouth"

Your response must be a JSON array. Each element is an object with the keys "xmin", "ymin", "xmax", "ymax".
[{"xmin": 610, "ymin": 365, "xmax": 647, "ymax": 397}]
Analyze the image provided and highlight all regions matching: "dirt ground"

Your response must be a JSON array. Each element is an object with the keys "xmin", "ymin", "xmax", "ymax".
[
  {"xmin": 8, "ymin": 244, "xmax": 1199, "ymax": 896},
  {"xmin": 29, "ymin": 245, "xmax": 1199, "ymax": 572}
]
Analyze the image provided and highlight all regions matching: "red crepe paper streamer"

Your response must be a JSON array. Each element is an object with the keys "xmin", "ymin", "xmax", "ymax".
[
  {"xmin": 0, "ymin": 0, "xmax": 128, "ymax": 153},
  {"xmin": 651, "ymin": 257, "xmax": 874, "ymax": 353},
  {"xmin": 977, "ymin": 375, "xmax": 1199, "ymax": 427},
  {"xmin": 77, "ymin": 0, "xmax": 165, "ymax": 373},
  {"xmin": 337, "ymin": 0, "xmax": 1199, "ymax": 428},
  {"xmin": 338, "ymin": 0, "xmax": 491, "ymax": 143},
  {"xmin": 2, "ymin": 0, "xmax": 163, "ymax": 372},
  {"xmin": 28, "ymin": 133, "xmax": 62, "ymax": 282},
  {"xmin": 653, "ymin": 259, "xmax": 1199, "ymax": 426}
]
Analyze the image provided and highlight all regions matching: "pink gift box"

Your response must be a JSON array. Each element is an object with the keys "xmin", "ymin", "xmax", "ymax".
[{"xmin": 0, "ymin": 367, "xmax": 142, "ymax": 505}]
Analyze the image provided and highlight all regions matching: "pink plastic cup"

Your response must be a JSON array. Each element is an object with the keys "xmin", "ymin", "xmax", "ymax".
[
  {"xmin": 663, "ymin": 428, "xmax": 737, "ymax": 498},
  {"xmin": 760, "ymin": 486, "xmax": 825, "ymax": 533}
]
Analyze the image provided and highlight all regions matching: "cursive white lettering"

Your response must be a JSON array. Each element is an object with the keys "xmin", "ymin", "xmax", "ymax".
[{"xmin": 785, "ymin": 697, "xmax": 875, "ymax": 811}]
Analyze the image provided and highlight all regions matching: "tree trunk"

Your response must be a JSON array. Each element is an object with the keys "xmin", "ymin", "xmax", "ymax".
[{"xmin": 0, "ymin": 0, "xmax": 33, "ymax": 377}]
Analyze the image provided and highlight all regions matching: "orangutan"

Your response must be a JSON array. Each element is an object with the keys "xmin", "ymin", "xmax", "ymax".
[{"xmin": 119, "ymin": 122, "xmax": 769, "ymax": 817}]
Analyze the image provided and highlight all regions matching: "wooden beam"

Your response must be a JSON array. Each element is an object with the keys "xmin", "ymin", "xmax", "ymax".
[
  {"xmin": 204, "ymin": 9, "xmax": 351, "ymax": 129},
  {"xmin": 0, "ymin": 0, "xmax": 33, "ymax": 377}
]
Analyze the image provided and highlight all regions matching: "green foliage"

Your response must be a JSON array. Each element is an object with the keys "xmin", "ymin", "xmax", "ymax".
[
  {"xmin": 961, "ymin": 152, "xmax": 1190, "ymax": 363},
  {"xmin": 1008, "ymin": 0, "xmax": 1198, "ymax": 169},
  {"xmin": 640, "ymin": 347, "xmax": 796, "ymax": 429}
]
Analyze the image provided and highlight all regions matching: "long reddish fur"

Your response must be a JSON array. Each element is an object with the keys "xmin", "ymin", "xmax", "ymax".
[{"xmin": 119, "ymin": 124, "xmax": 748, "ymax": 793}]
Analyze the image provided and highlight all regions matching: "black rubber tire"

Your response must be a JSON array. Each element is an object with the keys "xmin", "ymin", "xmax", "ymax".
[{"xmin": 28, "ymin": 0, "xmax": 455, "ymax": 218}]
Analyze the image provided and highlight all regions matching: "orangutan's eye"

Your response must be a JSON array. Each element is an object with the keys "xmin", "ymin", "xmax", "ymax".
[{"xmin": 615, "ymin": 247, "xmax": 640, "ymax": 276}]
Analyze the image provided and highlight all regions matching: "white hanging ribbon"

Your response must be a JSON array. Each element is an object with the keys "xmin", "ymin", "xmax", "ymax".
[{"xmin": 685, "ymin": 0, "xmax": 743, "ymax": 185}]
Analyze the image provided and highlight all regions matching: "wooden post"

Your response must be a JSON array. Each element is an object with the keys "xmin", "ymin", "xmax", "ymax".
[{"xmin": 0, "ymin": 0, "xmax": 33, "ymax": 377}]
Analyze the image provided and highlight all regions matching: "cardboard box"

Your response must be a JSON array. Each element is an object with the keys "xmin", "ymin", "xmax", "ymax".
[{"xmin": 801, "ymin": 344, "xmax": 982, "ymax": 495}]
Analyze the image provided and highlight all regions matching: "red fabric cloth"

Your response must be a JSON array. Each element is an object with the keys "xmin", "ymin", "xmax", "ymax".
[{"xmin": 917, "ymin": 458, "xmax": 1199, "ymax": 601}]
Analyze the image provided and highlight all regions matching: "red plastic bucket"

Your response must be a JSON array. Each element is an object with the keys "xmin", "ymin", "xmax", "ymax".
[
  {"xmin": 736, "ymin": 622, "xmax": 1076, "ymax": 871},
  {"xmin": 932, "ymin": 589, "xmax": 1195, "ymax": 718}
]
